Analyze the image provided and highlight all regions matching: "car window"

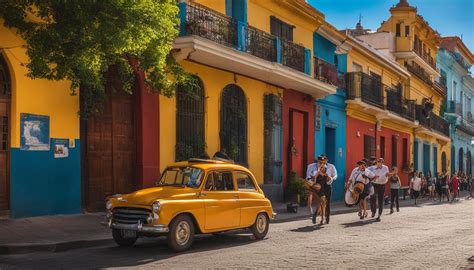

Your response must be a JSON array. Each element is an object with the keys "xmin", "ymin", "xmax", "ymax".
[
  {"xmin": 204, "ymin": 171, "xmax": 234, "ymax": 191},
  {"xmin": 158, "ymin": 167, "xmax": 203, "ymax": 188},
  {"xmin": 236, "ymin": 171, "xmax": 257, "ymax": 191}
]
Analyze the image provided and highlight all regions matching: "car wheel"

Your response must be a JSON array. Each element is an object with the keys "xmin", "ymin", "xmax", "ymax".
[
  {"xmin": 112, "ymin": 229, "xmax": 137, "ymax": 247},
  {"xmin": 167, "ymin": 215, "xmax": 195, "ymax": 252},
  {"xmin": 251, "ymin": 213, "xmax": 269, "ymax": 240}
]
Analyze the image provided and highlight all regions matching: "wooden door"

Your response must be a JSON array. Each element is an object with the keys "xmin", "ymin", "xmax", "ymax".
[
  {"xmin": 0, "ymin": 100, "xmax": 9, "ymax": 213},
  {"xmin": 84, "ymin": 87, "xmax": 136, "ymax": 212},
  {"xmin": 289, "ymin": 110, "xmax": 307, "ymax": 178}
]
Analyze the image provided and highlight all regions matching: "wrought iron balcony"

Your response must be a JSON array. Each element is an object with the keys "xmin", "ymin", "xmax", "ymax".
[
  {"xmin": 413, "ymin": 40, "xmax": 437, "ymax": 70},
  {"xmin": 346, "ymin": 72, "xmax": 384, "ymax": 109},
  {"xmin": 179, "ymin": 2, "xmax": 311, "ymax": 75},
  {"xmin": 314, "ymin": 57, "xmax": 339, "ymax": 86},
  {"xmin": 281, "ymin": 39, "xmax": 305, "ymax": 73},
  {"xmin": 405, "ymin": 63, "xmax": 433, "ymax": 87},
  {"xmin": 386, "ymin": 87, "xmax": 416, "ymax": 121},
  {"xmin": 246, "ymin": 25, "xmax": 277, "ymax": 62},
  {"xmin": 184, "ymin": 2, "xmax": 238, "ymax": 48},
  {"xmin": 415, "ymin": 105, "xmax": 450, "ymax": 137},
  {"xmin": 446, "ymin": 100, "xmax": 463, "ymax": 115}
]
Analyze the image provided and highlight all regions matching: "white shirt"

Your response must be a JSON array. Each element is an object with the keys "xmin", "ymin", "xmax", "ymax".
[
  {"xmin": 306, "ymin": 162, "xmax": 338, "ymax": 185},
  {"xmin": 349, "ymin": 167, "xmax": 375, "ymax": 186},
  {"xmin": 412, "ymin": 177, "xmax": 422, "ymax": 191},
  {"xmin": 368, "ymin": 165, "xmax": 390, "ymax": 185}
]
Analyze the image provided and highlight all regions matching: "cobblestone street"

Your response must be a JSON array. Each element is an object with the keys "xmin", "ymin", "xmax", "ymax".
[{"xmin": 1, "ymin": 197, "xmax": 473, "ymax": 269}]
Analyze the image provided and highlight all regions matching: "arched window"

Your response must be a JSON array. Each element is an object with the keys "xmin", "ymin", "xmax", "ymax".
[
  {"xmin": 0, "ymin": 55, "xmax": 11, "ymax": 96},
  {"xmin": 459, "ymin": 148, "xmax": 464, "ymax": 173},
  {"xmin": 441, "ymin": 152, "xmax": 447, "ymax": 174},
  {"xmin": 467, "ymin": 151, "xmax": 472, "ymax": 175},
  {"xmin": 220, "ymin": 84, "xmax": 247, "ymax": 165},
  {"xmin": 175, "ymin": 77, "xmax": 205, "ymax": 161}
]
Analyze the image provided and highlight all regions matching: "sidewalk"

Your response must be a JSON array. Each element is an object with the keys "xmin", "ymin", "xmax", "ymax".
[{"xmin": 0, "ymin": 192, "xmax": 470, "ymax": 255}]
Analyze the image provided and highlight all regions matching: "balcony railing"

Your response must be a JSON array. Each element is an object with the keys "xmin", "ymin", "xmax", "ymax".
[
  {"xmin": 413, "ymin": 40, "xmax": 437, "ymax": 70},
  {"xmin": 433, "ymin": 81, "xmax": 447, "ymax": 96},
  {"xmin": 314, "ymin": 57, "xmax": 338, "ymax": 86},
  {"xmin": 415, "ymin": 105, "xmax": 450, "ymax": 137},
  {"xmin": 179, "ymin": 2, "xmax": 313, "ymax": 75},
  {"xmin": 246, "ymin": 25, "xmax": 277, "ymax": 62},
  {"xmin": 346, "ymin": 72, "xmax": 384, "ymax": 109},
  {"xmin": 184, "ymin": 2, "xmax": 237, "ymax": 48},
  {"xmin": 386, "ymin": 87, "xmax": 416, "ymax": 121},
  {"xmin": 281, "ymin": 39, "xmax": 305, "ymax": 73},
  {"xmin": 446, "ymin": 100, "xmax": 463, "ymax": 115},
  {"xmin": 405, "ymin": 63, "xmax": 433, "ymax": 87}
]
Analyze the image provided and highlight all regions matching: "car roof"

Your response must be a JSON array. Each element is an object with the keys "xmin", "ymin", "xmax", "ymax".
[{"xmin": 168, "ymin": 159, "xmax": 252, "ymax": 173}]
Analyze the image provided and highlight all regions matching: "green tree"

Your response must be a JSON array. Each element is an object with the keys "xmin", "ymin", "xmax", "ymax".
[{"xmin": 0, "ymin": 0, "xmax": 196, "ymax": 115}]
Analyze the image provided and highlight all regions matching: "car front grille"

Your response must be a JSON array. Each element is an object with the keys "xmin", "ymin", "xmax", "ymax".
[{"xmin": 112, "ymin": 207, "xmax": 151, "ymax": 225}]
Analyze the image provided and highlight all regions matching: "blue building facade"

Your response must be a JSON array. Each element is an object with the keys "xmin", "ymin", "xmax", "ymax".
[
  {"xmin": 313, "ymin": 32, "xmax": 348, "ymax": 200},
  {"xmin": 438, "ymin": 38, "xmax": 474, "ymax": 176}
]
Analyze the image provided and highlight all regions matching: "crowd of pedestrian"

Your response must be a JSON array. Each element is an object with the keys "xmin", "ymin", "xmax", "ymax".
[{"xmin": 408, "ymin": 170, "xmax": 473, "ymax": 203}]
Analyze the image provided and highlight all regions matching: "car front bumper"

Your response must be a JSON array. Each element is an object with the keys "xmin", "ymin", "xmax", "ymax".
[{"xmin": 103, "ymin": 219, "xmax": 169, "ymax": 233}]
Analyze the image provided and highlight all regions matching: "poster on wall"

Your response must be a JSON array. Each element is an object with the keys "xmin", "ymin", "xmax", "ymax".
[
  {"xmin": 52, "ymin": 138, "xmax": 69, "ymax": 158},
  {"xmin": 20, "ymin": 113, "xmax": 50, "ymax": 151}
]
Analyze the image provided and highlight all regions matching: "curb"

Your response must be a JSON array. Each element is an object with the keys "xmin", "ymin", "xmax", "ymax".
[
  {"xmin": 271, "ymin": 207, "xmax": 357, "ymax": 224},
  {"xmin": 0, "ymin": 238, "xmax": 113, "ymax": 255}
]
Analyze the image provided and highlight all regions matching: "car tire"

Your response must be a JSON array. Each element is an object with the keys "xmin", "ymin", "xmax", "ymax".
[
  {"xmin": 251, "ymin": 213, "xmax": 269, "ymax": 240},
  {"xmin": 167, "ymin": 215, "xmax": 195, "ymax": 252},
  {"xmin": 112, "ymin": 229, "xmax": 137, "ymax": 247}
]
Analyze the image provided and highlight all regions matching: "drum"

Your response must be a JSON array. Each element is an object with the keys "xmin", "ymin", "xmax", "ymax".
[{"xmin": 344, "ymin": 182, "xmax": 365, "ymax": 206}]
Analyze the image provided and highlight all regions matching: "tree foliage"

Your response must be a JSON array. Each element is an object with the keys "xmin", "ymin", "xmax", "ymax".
[{"xmin": 0, "ymin": 0, "xmax": 196, "ymax": 116}]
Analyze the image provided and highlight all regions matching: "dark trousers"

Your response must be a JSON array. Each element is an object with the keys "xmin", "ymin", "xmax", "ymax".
[
  {"xmin": 370, "ymin": 183, "xmax": 385, "ymax": 216},
  {"xmin": 390, "ymin": 188, "xmax": 399, "ymax": 211},
  {"xmin": 324, "ymin": 186, "xmax": 332, "ymax": 219}
]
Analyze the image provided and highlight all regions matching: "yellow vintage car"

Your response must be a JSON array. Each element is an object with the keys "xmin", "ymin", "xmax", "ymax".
[{"xmin": 104, "ymin": 158, "xmax": 274, "ymax": 252}]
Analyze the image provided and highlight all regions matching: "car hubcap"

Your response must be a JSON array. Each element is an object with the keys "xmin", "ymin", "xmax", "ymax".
[
  {"xmin": 175, "ymin": 221, "xmax": 190, "ymax": 246},
  {"xmin": 256, "ymin": 215, "xmax": 267, "ymax": 233}
]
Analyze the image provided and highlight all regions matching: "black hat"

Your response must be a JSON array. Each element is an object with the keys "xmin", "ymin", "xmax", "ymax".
[
  {"xmin": 317, "ymin": 154, "xmax": 327, "ymax": 161},
  {"xmin": 377, "ymin": 157, "xmax": 384, "ymax": 162},
  {"xmin": 369, "ymin": 156, "xmax": 377, "ymax": 161},
  {"xmin": 357, "ymin": 160, "xmax": 367, "ymax": 166}
]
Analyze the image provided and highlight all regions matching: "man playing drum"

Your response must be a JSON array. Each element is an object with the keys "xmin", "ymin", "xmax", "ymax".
[{"xmin": 346, "ymin": 160, "xmax": 375, "ymax": 219}]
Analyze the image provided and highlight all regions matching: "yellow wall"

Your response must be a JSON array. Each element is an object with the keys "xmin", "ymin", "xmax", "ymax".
[
  {"xmin": 407, "ymin": 77, "xmax": 443, "ymax": 114},
  {"xmin": 160, "ymin": 60, "xmax": 283, "ymax": 183},
  {"xmin": 194, "ymin": 0, "xmax": 226, "ymax": 14},
  {"xmin": 0, "ymin": 23, "xmax": 79, "ymax": 148}
]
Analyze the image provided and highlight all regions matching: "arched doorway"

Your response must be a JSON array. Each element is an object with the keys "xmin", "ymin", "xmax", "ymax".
[
  {"xmin": 459, "ymin": 148, "xmax": 464, "ymax": 173},
  {"xmin": 176, "ymin": 77, "xmax": 205, "ymax": 161},
  {"xmin": 467, "ymin": 151, "xmax": 472, "ymax": 175},
  {"xmin": 220, "ymin": 84, "xmax": 247, "ymax": 165},
  {"xmin": 441, "ymin": 152, "xmax": 447, "ymax": 174},
  {"xmin": 0, "ymin": 54, "xmax": 11, "ymax": 213}
]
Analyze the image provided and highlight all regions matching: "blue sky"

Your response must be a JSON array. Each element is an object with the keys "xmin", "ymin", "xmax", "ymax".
[{"xmin": 308, "ymin": 0, "xmax": 474, "ymax": 53}]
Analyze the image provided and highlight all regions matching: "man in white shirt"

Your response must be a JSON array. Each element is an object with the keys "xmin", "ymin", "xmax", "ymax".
[
  {"xmin": 368, "ymin": 158, "xmax": 392, "ymax": 221},
  {"xmin": 346, "ymin": 159, "xmax": 376, "ymax": 219},
  {"xmin": 306, "ymin": 154, "xmax": 337, "ymax": 224}
]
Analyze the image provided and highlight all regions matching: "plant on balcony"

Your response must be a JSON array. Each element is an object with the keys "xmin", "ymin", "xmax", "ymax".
[{"xmin": 0, "ymin": 0, "xmax": 198, "ymax": 117}]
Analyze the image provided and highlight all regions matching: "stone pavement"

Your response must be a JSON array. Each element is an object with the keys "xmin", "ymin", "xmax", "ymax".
[{"xmin": 0, "ymin": 192, "xmax": 468, "ymax": 255}]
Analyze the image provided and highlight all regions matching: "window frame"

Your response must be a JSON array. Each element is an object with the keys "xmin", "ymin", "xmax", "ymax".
[{"xmin": 234, "ymin": 170, "xmax": 258, "ymax": 192}]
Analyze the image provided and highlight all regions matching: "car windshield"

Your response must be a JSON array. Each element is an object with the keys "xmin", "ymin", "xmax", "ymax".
[{"xmin": 158, "ymin": 167, "xmax": 203, "ymax": 188}]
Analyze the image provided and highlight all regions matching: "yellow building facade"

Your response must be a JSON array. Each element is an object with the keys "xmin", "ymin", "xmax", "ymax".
[{"xmin": 0, "ymin": 21, "xmax": 81, "ymax": 218}]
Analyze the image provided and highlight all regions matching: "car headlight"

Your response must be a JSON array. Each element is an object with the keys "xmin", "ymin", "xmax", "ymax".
[
  {"xmin": 106, "ymin": 200, "xmax": 113, "ymax": 211},
  {"xmin": 152, "ymin": 201, "xmax": 161, "ymax": 213}
]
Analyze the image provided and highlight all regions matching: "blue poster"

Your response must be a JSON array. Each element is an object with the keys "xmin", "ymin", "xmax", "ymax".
[{"xmin": 20, "ymin": 113, "xmax": 50, "ymax": 151}]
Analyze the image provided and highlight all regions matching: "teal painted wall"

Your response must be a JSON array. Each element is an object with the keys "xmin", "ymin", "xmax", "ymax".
[
  {"xmin": 10, "ymin": 139, "xmax": 81, "ymax": 218},
  {"xmin": 313, "ymin": 32, "xmax": 336, "ymax": 64}
]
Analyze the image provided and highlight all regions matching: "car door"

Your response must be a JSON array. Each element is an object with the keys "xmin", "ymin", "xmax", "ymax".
[
  {"xmin": 235, "ymin": 171, "xmax": 263, "ymax": 227},
  {"xmin": 201, "ymin": 170, "xmax": 240, "ymax": 231}
]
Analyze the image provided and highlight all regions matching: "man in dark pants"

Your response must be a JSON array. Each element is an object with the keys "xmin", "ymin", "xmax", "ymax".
[
  {"xmin": 308, "ymin": 154, "xmax": 338, "ymax": 224},
  {"xmin": 368, "ymin": 158, "xmax": 392, "ymax": 221}
]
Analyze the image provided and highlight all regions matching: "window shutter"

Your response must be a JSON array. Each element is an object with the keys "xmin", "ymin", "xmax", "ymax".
[{"xmin": 392, "ymin": 135, "xmax": 398, "ymax": 168}]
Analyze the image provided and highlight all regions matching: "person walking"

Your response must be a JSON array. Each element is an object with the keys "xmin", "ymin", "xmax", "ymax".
[
  {"xmin": 435, "ymin": 172, "xmax": 443, "ymax": 201},
  {"xmin": 306, "ymin": 154, "xmax": 337, "ymax": 224},
  {"xmin": 369, "ymin": 158, "xmax": 391, "ymax": 221},
  {"xmin": 346, "ymin": 160, "xmax": 375, "ymax": 220},
  {"xmin": 451, "ymin": 173, "xmax": 459, "ymax": 202},
  {"xmin": 468, "ymin": 174, "xmax": 473, "ymax": 198},
  {"xmin": 427, "ymin": 171, "xmax": 435, "ymax": 201},
  {"xmin": 411, "ymin": 172, "xmax": 422, "ymax": 205},
  {"xmin": 441, "ymin": 171, "xmax": 450, "ymax": 202},
  {"xmin": 389, "ymin": 166, "xmax": 401, "ymax": 214}
]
